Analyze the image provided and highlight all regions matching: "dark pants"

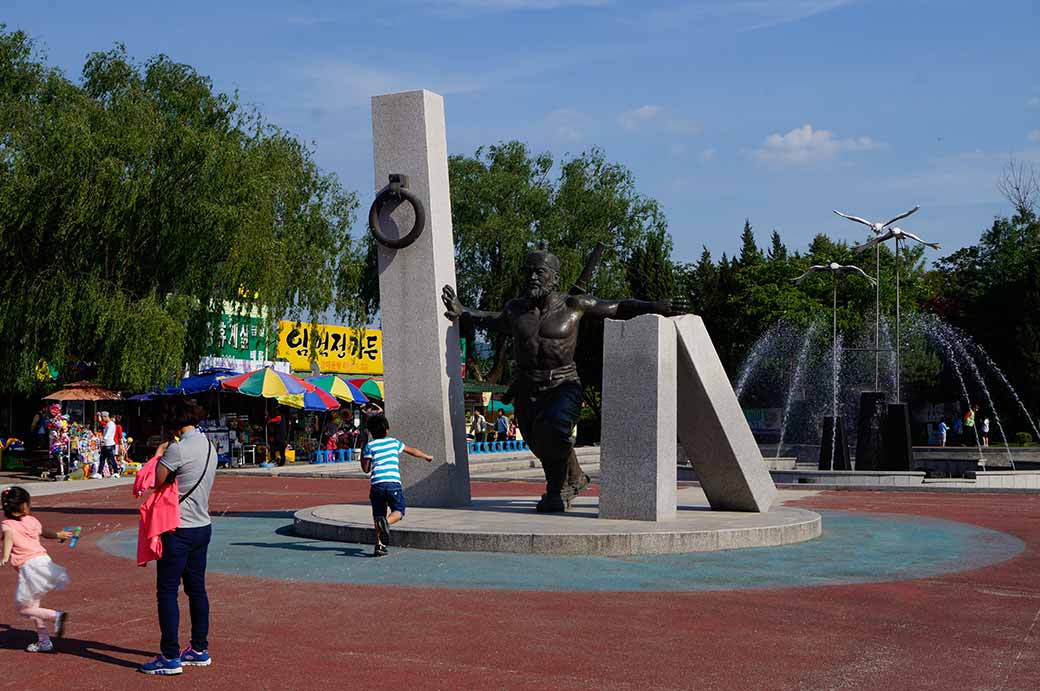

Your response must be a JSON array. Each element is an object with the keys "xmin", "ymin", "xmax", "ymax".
[
  {"xmin": 98, "ymin": 445, "xmax": 117, "ymax": 476},
  {"xmin": 513, "ymin": 380, "xmax": 585, "ymax": 498},
  {"xmin": 157, "ymin": 525, "xmax": 211, "ymax": 659}
]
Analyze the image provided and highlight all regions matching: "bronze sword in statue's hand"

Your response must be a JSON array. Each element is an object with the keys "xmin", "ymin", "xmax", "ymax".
[{"xmin": 569, "ymin": 242, "xmax": 606, "ymax": 295}]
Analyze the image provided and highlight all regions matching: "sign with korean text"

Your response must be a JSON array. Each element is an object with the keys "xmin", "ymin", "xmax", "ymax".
[
  {"xmin": 207, "ymin": 304, "xmax": 270, "ymax": 361},
  {"xmin": 276, "ymin": 322, "xmax": 383, "ymax": 375}
]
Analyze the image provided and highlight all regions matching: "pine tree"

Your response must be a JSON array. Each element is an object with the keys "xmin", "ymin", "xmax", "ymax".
[
  {"xmin": 738, "ymin": 219, "xmax": 764, "ymax": 266},
  {"xmin": 767, "ymin": 230, "xmax": 788, "ymax": 262}
]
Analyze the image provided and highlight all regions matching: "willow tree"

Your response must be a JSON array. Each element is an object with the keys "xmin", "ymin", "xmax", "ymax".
[{"xmin": 0, "ymin": 29, "xmax": 365, "ymax": 393}]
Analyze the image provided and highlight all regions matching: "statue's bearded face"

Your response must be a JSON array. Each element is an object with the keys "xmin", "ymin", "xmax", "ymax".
[{"xmin": 524, "ymin": 262, "xmax": 558, "ymax": 299}]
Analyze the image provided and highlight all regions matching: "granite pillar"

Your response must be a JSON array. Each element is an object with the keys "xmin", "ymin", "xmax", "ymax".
[
  {"xmin": 371, "ymin": 90, "xmax": 470, "ymax": 507},
  {"xmin": 882, "ymin": 403, "xmax": 914, "ymax": 471},
  {"xmin": 672, "ymin": 315, "xmax": 777, "ymax": 512},
  {"xmin": 854, "ymin": 391, "xmax": 887, "ymax": 471},
  {"xmin": 599, "ymin": 314, "xmax": 677, "ymax": 521},
  {"xmin": 818, "ymin": 416, "xmax": 851, "ymax": 470}
]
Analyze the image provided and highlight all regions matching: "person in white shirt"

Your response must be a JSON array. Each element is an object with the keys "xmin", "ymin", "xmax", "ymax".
[
  {"xmin": 94, "ymin": 412, "xmax": 118, "ymax": 479},
  {"xmin": 981, "ymin": 416, "xmax": 990, "ymax": 447},
  {"xmin": 469, "ymin": 408, "xmax": 487, "ymax": 441}
]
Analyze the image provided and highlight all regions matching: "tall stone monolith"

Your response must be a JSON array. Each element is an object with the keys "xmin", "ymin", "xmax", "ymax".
[
  {"xmin": 371, "ymin": 90, "xmax": 470, "ymax": 507},
  {"xmin": 599, "ymin": 314, "xmax": 677, "ymax": 521}
]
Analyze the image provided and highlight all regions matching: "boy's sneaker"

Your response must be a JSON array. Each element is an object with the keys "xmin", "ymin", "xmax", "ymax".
[
  {"xmin": 26, "ymin": 639, "xmax": 54, "ymax": 653},
  {"xmin": 373, "ymin": 544, "xmax": 389, "ymax": 557},
  {"xmin": 376, "ymin": 517, "xmax": 391, "ymax": 546},
  {"xmin": 138, "ymin": 655, "xmax": 183, "ymax": 675},
  {"xmin": 180, "ymin": 646, "xmax": 212, "ymax": 667},
  {"xmin": 54, "ymin": 611, "xmax": 68, "ymax": 639}
]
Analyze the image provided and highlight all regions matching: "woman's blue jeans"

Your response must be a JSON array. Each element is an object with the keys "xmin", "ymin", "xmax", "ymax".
[{"xmin": 156, "ymin": 525, "xmax": 211, "ymax": 658}]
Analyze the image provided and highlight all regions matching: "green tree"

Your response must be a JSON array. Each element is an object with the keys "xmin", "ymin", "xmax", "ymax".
[
  {"xmin": 0, "ymin": 30, "xmax": 364, "ymax": 393},
  {"xmin": 441, "ymin": 141, "xmax": 671, "ymax": 385},
  {"xmin": 738, "ymin": 219, "xmax": 764, "ymax": 267},
  {"xmin": 767, "ymin": 230, "xmax": 788, "ymax": 262}
]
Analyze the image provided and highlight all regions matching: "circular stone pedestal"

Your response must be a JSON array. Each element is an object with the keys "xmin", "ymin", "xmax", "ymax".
[{"xmin": 294, "ymin": 488, "xmax": 821, "ymax": 556}]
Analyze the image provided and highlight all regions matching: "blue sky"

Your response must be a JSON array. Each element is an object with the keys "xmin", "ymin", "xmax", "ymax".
[{"xmin": 5, "ymin": 0, "xmax": 1039, "ymax": 263}]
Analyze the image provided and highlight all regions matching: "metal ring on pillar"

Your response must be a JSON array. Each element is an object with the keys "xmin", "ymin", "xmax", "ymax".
[{"xmin": 368, "ymin": 173, "xmax": 426, "ymax": 250}]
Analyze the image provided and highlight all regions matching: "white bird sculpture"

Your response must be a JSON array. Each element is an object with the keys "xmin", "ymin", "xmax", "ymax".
[
  {"xmin": 832, "ymin": 206, "xmax": 920, "ymax": 235},
  {"xmin": 852, "ymin": 227, "xmax": 941, "ymax": 253},
  {"xmin": 791, "ymin": 262, "xmax": 877, "ymax": 285}
]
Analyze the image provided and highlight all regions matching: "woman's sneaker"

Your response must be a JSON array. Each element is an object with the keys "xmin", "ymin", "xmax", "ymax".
[
  {"xmin": 26, "ymin": 639, "xmax": 54, "ymax": 653},
  {"xmin": 180, "ymin": 646, "xmax": 212, "ymax": 667},
  {"xmin": 138, "ymin": 655, "xmax": 183, "ymax": 675}
]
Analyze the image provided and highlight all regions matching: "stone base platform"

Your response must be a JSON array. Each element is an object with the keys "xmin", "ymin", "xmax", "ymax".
[{"xmin": 293, "ymin": 488, "xmax": 822, "ymax": 556}]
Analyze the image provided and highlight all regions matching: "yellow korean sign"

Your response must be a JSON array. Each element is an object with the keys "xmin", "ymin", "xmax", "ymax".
[{"xmin": 276, "ymin": 322, "xmax": 383, "ymax": 375}]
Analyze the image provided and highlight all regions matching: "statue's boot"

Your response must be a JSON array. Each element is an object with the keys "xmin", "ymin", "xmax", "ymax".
[
  {"xmin": 560, "ymin": 450, "xmax": 590, "ymax": 504},
  {"xmin": 536, "ymin": 494, "xmax": 567, "ymax": 513},
  {"xmin": 536, "ymin": 452, "xmax": 569, "ymax": 513}
]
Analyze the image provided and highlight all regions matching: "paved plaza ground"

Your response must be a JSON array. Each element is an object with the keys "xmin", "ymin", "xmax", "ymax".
[{"xmin": 1, "ymin": 477, "xmax": 1038, "ymax": 690}]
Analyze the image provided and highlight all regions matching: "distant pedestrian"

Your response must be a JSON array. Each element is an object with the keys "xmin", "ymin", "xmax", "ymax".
[
  {"xmin": 964, "ymin": 405, "xmax": 978, "ymax": 446},
  {"xmin": 495, "ymin": 410, "xmax": 509, "ymax": 442},
  {"xmin": 267, "ymin": 408, "xmax": 287, "ymax": 466},
  {"xmin": 938, "ymin": 419, "xmax": 948, "ymax": 447},
  {"xmin": 94, "ymin": 412, "xmax": 118, "ymax": 478},
  {"xmin": 981, "ymin": 416, "xmax": 990, "ymax": 447},
  {"xmin": 952, "ymin": 415, "xmax": 963, "ymax": 446},
  {"xmin": 360, "ymin": 414, "xmax": 433, "ymax": 557},
  {"xmin": 470, "ymin": 408, "xmax": 487, "ymax": 441}
]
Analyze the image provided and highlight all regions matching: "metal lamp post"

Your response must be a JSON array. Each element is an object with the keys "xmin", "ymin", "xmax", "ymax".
[{"xmin": 793, "ymin": 262, "xmax": 876, "ymax": 470}]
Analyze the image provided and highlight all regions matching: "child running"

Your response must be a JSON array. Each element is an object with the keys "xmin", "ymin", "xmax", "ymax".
[
  {"xmin": 1, "ymin": 486, "xmax": 73, "ymax": 652},
  {"xmin": 360, "ymin": 414, "xmax": 433, "ymax": 557}
]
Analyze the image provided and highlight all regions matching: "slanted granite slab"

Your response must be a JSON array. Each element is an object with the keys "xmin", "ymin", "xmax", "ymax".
[{"xmin": 672, "ymin": 315, "xmax": 777, "ymax": 512}]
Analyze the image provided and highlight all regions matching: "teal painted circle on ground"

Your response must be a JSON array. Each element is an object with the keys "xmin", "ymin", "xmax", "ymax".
[{"xmin": 99, "ymin": 510, "xmax": 1023, "ymax": 592}]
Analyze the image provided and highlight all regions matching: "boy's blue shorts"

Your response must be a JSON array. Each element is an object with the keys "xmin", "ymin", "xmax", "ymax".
[{"xmin": 370, "ymin": 482, "xmax": 406, "ymax": 518}]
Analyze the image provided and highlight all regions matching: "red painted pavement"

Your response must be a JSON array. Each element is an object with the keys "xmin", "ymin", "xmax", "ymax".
[{"xmin": 1, "ymin": 479, "xmax": 1038, "ymax": 690}]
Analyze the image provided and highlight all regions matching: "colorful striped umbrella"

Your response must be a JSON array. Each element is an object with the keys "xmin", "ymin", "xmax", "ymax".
[
  {"xmin": 348, "ymin": 378, "xmax": 384, "ymax": 400},
  {"xmin": 277, "ymin": 386, "xmax": 341, "ymax": 412},
  {"xmin": 306, "ymin": 375, "xmax": 368, "ymax": 404},
  {"xmin": 221, "ymin": 367, "xmax": 309, "ymax": 398}
]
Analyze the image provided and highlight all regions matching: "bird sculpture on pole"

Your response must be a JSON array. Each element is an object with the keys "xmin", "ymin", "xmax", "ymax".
[
  {"xmin": 833, "ymin": 205, "xmax": 921, "ymax": 390},
  {"xmin": 791, "ymin": 262, "xmax": 877, "ymax": 286},
  {"xmin": 849, "ymin": 214, "xmax": 940, "ymax": 403},
  {"xmin": 852, "ymin": 226, "xmax": 941, "ymax": 253}
]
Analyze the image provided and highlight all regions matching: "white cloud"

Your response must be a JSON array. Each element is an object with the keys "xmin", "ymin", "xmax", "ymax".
[
  {"xmin": 546, "ymin": 109, "xmax": 586, "ymax": 143},
  {"xmin": 1027, "ymin": 96, "xmax": 1040, "ymax": 108},
  {"xmin": 700, "ymin": 147, "xmax": 717, "ymax": 162},
  {"xmin": 1029, "ymin": 130, "xmax": 1040, "ymax": 143},
  {"xmin": 647, "ymin": 0, "xmax": 857, "ymax": 33},
  {"xmin": 619, "ymin": 105, "xmax": 660, "ymax": 129},
  {"xmin": 424, "ymin": 0, "xmax": 609, "ymax": 14},
  {"xmin": 754, "ymin": 124, "xmax": 880, "ymax": 166},
  {"xmin": 619, "ymin": 106, "xmax": 702, "ymax": 135},
  {"xmin": 290, "ymin": 60, "xmax": 484, "ymax": 109}
]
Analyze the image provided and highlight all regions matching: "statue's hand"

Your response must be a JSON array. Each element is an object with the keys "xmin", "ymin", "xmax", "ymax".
[
  {"xmin": 442, "ymin": 285, "xmax": 464, "ymax": 321},
  {"xmin": 663, "ymin": 297, "xmax": 692, "ymax": 316}
]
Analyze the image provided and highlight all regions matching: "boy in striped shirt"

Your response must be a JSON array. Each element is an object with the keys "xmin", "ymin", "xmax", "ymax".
[{"xmin": 360, "ymin": 414, "xmax": 433, "ymax": 557}]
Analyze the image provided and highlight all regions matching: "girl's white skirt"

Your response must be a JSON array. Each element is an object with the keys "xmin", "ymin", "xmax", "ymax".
[{"xmin": 15, "ymin": 555, "xmax": 70, "ymax": 605}]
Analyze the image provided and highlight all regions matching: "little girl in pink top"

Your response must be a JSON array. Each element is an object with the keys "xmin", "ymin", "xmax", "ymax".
[{"xmin": 1, "ymin": 486, "xmax": 72, "ymax": 652}]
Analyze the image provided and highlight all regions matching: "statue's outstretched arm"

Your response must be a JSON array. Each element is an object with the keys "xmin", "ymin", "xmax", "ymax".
[
  {"xmin": 575, "ymin": 294, "xmax": 690, "ymax": 320},
  {"xmin": 441, "ymin": 284, "xmax": 505, "ymax": 331}
]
